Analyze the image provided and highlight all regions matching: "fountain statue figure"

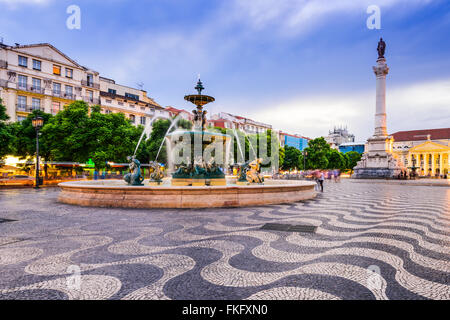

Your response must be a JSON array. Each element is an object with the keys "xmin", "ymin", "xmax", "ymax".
[
  {"xmin": 149, "ymin": 161, "xmax": 164, "ymax": 185},
  {"xmin": 124, "ymin": 156, "xmax": 144, "ymax": 186},
  {"xmin": 237, "ymin": 158, "xmax": 264, "ymax": 184}
]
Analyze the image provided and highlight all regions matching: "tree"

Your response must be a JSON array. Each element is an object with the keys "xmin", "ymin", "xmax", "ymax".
[
  {"xmin": 303, "ymin": 137, "xmax": 330, "ymax": 169},
  {"xmin": 41, "ymin": 101, "xmax": 92, "ymax": 163},
  {"xmin": 282, "ymin": 145, "xmax": 301, "ymax": 171},
  {"xmin": 0, "ymin": 98, "xmax": 13, "ymax": 160},
  {"xmin": 345, "ymin": 151, "xmax": 362, "ymax": 171},
  {"xmin": 327, "ymin": 148, "xmax": 346, "ymax": 169},
  {"xmin": 41, "ymin": 101, "xmax": 143, "ymax": 170}
]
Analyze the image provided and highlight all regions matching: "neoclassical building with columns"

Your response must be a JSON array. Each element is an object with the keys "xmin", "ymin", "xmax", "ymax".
[{"xmin": 391, "ymin": 128, "xmax": 449, "ymax": 176}]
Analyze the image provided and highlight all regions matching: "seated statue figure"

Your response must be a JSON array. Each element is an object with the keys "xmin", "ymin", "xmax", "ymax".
[
  {"xmin": 246, "ymin": 158, "xmax": 264, "ymax": 184},
  {"xmin": 149, "ymin": 161, "xmax": 164, "ymax": 182},
  {"xmin": 124, "ymin": 156, "xmax": 144, "ymax": 186}
]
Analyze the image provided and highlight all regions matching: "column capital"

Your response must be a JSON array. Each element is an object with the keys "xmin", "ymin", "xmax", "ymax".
[{"xmin": 373, "ymin": 59, "xmax": 389, "ymax": 77}]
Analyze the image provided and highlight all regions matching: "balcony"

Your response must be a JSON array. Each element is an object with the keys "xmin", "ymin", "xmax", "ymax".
[
  {"xmin": 83, "ymin": 96, "xmax": 100, "ymax": 105},
  {"xmin": 16, "ymin": 104, "xmax": 45, "ymax": 113},
  {"xmin": 0, "ymin": 60, "xmax": 7, "ymax": 69},
  {"xmin": 63, "ymin": 93, "xmax": 76, "ymax": 100},
  {"xmin": 16, "ymin": 83, "xmax": 45, "ymax": 94},
  {"xmin": 52, "ymin": 90, "xmax": 64, "ymax": 98},
  {"xmin": 81, "ymin": 80, "xmax": 100, "ymax": 89}
]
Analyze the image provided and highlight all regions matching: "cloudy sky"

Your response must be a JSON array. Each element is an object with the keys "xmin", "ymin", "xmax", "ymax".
[{"xmin": 1, "ymin": 0, "xmax": 449, "ymax": 140}]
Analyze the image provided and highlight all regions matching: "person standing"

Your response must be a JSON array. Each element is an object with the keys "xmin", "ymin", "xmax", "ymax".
[{"xmin": 318, "ymin": 171, "xmax": 324, "ymax": 192}]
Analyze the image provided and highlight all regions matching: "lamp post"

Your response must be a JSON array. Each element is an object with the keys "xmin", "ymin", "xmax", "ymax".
[
  {"xmin": 32, "ymin": 115, "xmax": 44, "ymax": 189},
  {"xmin": 302, "ymin": 150, "xmax": 308, "ymax": 171}
]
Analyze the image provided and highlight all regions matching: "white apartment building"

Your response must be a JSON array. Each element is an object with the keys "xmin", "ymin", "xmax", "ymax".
[
  {"xmin": 209, "ymin": 112, "xmax": 272, "ymax": 134},
  {"xmin": 99, "ymin": 77, "xmax": 168, "ymax": 126},
  {"xmin": 0, "ymin": 43, "xmax": 100, "ymax": 121},
  {"xmin": 0, "ymin": 41, "xmax": 168, "ymax": 126}
]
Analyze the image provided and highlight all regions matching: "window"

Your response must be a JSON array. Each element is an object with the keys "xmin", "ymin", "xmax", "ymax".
[
  {"xmin": 18, "ymin": 55, "xmax": 28, "ymax": 67},
  {"xmin": 51, "ymin": 102, "xmax": 60, "ymax": 115},
  {"xmin": 53, "ymin": 83, "xmax": 61, "ymax": 95},
  {"xmin": 86, "ymin": 74, "xmax": 93, "ymax": 86},
  {"xmin": 87, "ymin": 90, "xmax": 93, "ymax": 99},
  {"xmin": 32, "ymin": 78, "xmax": 41, "ymax": 91},
  {"xmin": 105, "ymin": 109, "xmax": 112, "ymax": 114},
  {"xmin": 33, "ymin": 59, "xmax": 41, "ymax": 71},
  {"xmin": 65, "ymin": 85, "xmax": 73, "ymax": 98},
  {"xmin": 105, "ymin": 99, "xmax": 112, "ymax": 104},
  {"xmin": 140, "ymin": 116, "xmax": 146, "ymax": 125},
  {"xmin": 118, "ymin": 101, "xmax": 124, "ymax": 106},
  {"xmin": 32, "ymin": 98, "xmax": 41, "ymax": 110},
  {"xmin": 66, "ymin": 68, "xmax": 73, "ymax": 78},
  {"xmin": 140, "ymin": 107, "xmax": 145, "ymax": 111},
  {"xmin": 125, "ymin": 93, "xmax": 139, "ymax": 100},
  {"xmin": 108, "ymin": 89, "xmax": 117, "ymax": 95},
  {"xmin": 18, "ymin": 75, "xmax": 27, "ymax": 89},
  {"xmin": 17, "ymin": 116, "xmax": 26, "ymax": 122},
  {"xmin": 129, "ymin": 104, "xmax": 135, "ymax": 108},
  {"xmin": 53, "ymin": 65, "xmax": 61, "ymax": 75},
  {"xmin": 129, "ymin": 115, "xmax": 135, "ymax": 123},
  {"xmin": 17, "ymin": 96, "xmax": 27, "ymax": 110}
]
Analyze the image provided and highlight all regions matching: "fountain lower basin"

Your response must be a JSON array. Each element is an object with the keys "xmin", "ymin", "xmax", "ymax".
[{"xmin": 58, "ymin": 179, "xmax": 316, "ymax": 208}]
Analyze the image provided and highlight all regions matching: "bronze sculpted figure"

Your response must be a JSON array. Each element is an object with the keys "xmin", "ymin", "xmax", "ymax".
[
  {"xmin": 149, "ymin": 161, "xmax": 164, "ymax": 183},
  {"xmin": 124, "ymin": 156, "xmax": 144, "ymax": 186},
  {"xmin": 237, "ymin": 158, "xmax": 264, "ymax": 184},
  {"xmin": 377, "ymin": 37, "xmax": 386, "ymax": 59}
]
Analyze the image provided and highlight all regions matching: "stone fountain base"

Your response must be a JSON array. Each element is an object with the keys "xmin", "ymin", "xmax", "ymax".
[{"xmin": 58, "ymin": 179, "xmax": 316, "ymax": 208}]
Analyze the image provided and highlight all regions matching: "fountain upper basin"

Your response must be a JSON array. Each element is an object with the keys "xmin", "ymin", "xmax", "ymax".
[{"xmin": 58, "ymin": 179, "xmax": 316, "ymax": 208}]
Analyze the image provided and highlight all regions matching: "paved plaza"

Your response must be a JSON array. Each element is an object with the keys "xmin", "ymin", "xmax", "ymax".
[{"xmin": 0, "ymin": 180, "xmax": 449, "ymax": 300}]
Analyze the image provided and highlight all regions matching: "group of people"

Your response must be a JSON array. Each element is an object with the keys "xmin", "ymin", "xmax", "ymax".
[
  {"xmin": 312, "ymin": 170, "xmax": 341, "ymax": 192},
  {"xmin": 272, "ymin": 169, "xmax": 342, "ymax": 192}
]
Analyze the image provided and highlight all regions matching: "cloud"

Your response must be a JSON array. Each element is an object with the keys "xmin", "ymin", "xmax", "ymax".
[
  {"xmin": 229, "ymin": 0, "xmax": 435, "ymax": 36},
  {"xmin": 247, "ymin": 78, "xmax": 450, "ymax": 140},
  {"xmin": 0, "ymin": 0, "xmax": 51, "ymax": 9}
]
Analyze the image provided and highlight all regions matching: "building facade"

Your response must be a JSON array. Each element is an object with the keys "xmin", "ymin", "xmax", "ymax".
[
  {"xmin": 339, "ymin": 142, "xmax": 366, "ymax": 154},
  {"xmin": 209, "ymin": 112, "xmax": 272, "ymax": 134},
  {"xmin": 279, "ymin": 132, "xmax": 310, "ymax": 151},
  {"xmin": 325, "ymin": 126, "xmax": 355, "ymax": 149},
  {"xmin": 99, "ymin": 76, "xmax": 168, "ymax": 126},
  {"xmin": 391, "ymin": 128, "xmax": 449, "ymax": 176},
  {"xmin": 0, "ymin": 43, "xmax": 100, "ymax": 121},
  {"xmin": 0, "ymin": 42, "xmax": 167, "ymax": 126},
  {"xmin": 165, "ymin": 106, "xmax": 193, "ymax": 121}
]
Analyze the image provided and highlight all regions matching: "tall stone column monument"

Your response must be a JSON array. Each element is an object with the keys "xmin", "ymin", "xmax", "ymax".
[{"xmin": 353, "ymin": 38, "xmax": 403, "ymax": 178}]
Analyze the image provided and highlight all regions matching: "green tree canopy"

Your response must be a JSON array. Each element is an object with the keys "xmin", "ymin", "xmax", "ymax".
[
  {"xmin": 327, "ymin": 148, "xmax": 346, "ymax": 169},
  {"xmin": 345, "ymin": 151, "xmax": 362, "ymax": 171},
  {"xmin": 0, "ymin": 98, "xmax": 14, "ymax": 160},
  {"xmin": 282, "ymin": 145, "xmax": 302, "ymax": 171},
  {"xmin": 303, "ymin": 137, "xmax": 330, "ymax": 169},
  {"xmin": 41, "ymin": 101, "xmax": 142, "ymax": 169}
]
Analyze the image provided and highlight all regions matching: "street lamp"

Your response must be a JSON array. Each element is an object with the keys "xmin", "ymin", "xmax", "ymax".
[
  {"xmin": 32, "ymin": 115, "xmax": 44, "ymax": 189},
  {"xmin": 302, "ymin": 150, "xmax": 308, "ymax": 171}
]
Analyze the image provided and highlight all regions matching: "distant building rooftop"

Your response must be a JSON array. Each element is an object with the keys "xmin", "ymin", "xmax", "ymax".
[{"xmin": 391, "ymin": 128, "xmax": 450, "ymax": 141}]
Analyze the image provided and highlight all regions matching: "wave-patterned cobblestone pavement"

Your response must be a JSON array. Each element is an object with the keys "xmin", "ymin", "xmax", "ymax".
[{"xmin": 0, "ymin": 181, "xmax": 448, "ymax": 300}]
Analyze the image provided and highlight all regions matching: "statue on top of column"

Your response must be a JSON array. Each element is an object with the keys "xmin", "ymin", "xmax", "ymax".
[{"xmin": 377, "ymin": 38, "xmax": 386, "ymax": 59}]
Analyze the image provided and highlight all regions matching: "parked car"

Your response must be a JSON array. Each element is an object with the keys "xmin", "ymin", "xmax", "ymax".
[{"xmin": 0, "ymin": 175, "xmax": 35, "ymax": 186}]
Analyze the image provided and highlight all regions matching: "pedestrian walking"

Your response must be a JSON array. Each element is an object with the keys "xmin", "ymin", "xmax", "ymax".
[{"xmin": 318, "ymin": 171, "xmax": 325, "ymax": 192}]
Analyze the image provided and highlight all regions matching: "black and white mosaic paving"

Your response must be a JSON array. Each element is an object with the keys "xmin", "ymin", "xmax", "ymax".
[{"xmin": 0, "ymin": 181, "xmax": 448, "ymax": 300}]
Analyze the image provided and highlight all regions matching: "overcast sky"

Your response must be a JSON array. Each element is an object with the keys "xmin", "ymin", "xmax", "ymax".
[{"xmin": 1, "ymin": 0, "xmax": 449, "ymax": 140}]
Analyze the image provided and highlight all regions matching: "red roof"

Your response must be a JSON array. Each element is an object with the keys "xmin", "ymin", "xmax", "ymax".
[
  {"xmin": 165, "ymin": 106, "xmax": 191, "ymax": 115},
  {"xmin": 391, "ymin": 128, "xmax": 450, "ymax": 142}
]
